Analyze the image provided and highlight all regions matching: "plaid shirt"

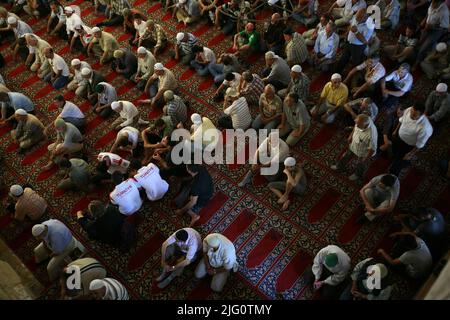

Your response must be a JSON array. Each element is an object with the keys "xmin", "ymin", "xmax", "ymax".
[
  {"xmin": 142, "ymin": 23, "xmax": 166, "ymax": 49},
  {"xmin": 286, "ymin": 32, "xmax": 309, "ymax": 65},
  {"xmin": 110, "ymin": 0, "xmax": 130, "ymax": 16},
  {"xmin": 167, "ymin": 95, "xmax": 187, "ymax": 125},
  {"xmin": 288, "ymin": 73, "xmax": 310, "ymax": 102},
  {"xmin": 240, "ymin": 74, "xmax": 264, "ymax": 105}
]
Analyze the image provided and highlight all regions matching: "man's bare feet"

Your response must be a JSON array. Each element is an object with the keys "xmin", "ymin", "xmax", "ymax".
[
  {"xmin": 281, "ymin": 199, "xmax": 291, "ymax": 211},
  {"xmin": 277, "ymin": 195, "xmax": 287, "ymax": 204},
  {"xmin": 42, "ymin": 163, "xmax": 54, "ymax": 171},
  {"xmin": 189, "ymin": 214, "xmax": 200, "ymax": 227}
]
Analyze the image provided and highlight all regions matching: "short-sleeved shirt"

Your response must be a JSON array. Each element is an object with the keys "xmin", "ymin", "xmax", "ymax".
[
  {"xmin": 164, "ymin": 228, "xmax": 202, "ymax": 261},
  {"xmin": 116, "ymin": 126, "xmax": 140, "ymax": 149},
  {"xmin": 239, "ymin": 30, "xmax": 260, "ymax": 51},
  {"xmin": 398, "ymin": 107, "xmax": 433, "ymax": 149},
  {"xmin": 283, "ymin": 100, "xmax": 311, "ymax": 129},
  {"xmin": 60, "ymin": 122, "xmax": 83, "ymax": 144},
  {"xmin": 384, "ymin": 70, "xmax": 413, "ymax": 93},
  {"xmin": 110, "ymin": 178, "xmax": 142, "ymax": 215},
  {"xmin": 133, "ymin": 164, "xmax": 169, "ymax": 201},
  {"xmin": 398, "ymin": 238, "xmax": 433, "ymax": 279},
  {"xmin": 190, "ymin": 166, "xmax": 214, "ymax": 207},
  {"xmin": 259, "ymin": 94, "xmax": 282, "ymax": 118},
  {"xmin": 366, "ymin": 174, "xmax": 400, "ymax": 205},
  {"xmin": 224, "ymin": 97, "xmax": 252, "ymax": 130},
  {"xmin": 355, "ymin": 61, "xmax": 386, "ymax": 84},
  {"xmin": 50, "ymin": 53, "xmax": 70, "ymax": 77},
  {"xmin": 97, "ymin": 152, "xmax": 130, "ymax": 175},
  {"xmin": 320, "ymin": 82, "xmax": 349, "ymax": 107},
  {"xmin": 59, "ymin": 101, "xmax": 85, "ymax": 119}
]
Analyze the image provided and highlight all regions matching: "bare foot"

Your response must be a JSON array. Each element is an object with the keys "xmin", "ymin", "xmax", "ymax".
[
  {"xmin": 277, "ymin": 196, "xmax": 287, "ymax": 204},
  {"xmin": 189, "ymin": 214, "xmax": 200, "ymax": 227},
  {"xmin": 282, "ymin": 200, "xmax": 291, "ymax": 211},
  {"xmin": 42, "ymin": 163, "xmax": 54, "ymax": 171}
]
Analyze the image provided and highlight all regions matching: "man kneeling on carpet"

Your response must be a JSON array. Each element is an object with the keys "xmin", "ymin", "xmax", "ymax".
[
  {"xmin": 43, "ymin": 118, "xmax": 84, "ymax": 171},
  {"xmin": 10, "ymin": 109, "xmax": 45, "ymax": 154},
  {"xmin": 156, "ymin": 228, "xmax": 202, "ymax": 289},
  {"xmin": 195, "ymin": 233, "xmax": 239, "ymax": 293},
  {"xmin": 174, "ymin": 164, "xmax": 214, "ymax": 227}
]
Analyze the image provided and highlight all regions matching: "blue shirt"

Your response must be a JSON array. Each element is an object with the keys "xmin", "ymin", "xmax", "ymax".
[
  {"xmin": 347, "ymin": 16, "xmax": 375, "ymax": 46},
  {"xmin": 43, "ymin": 219, "xmax": 73, "ymax": 254},
  {"xmin": 8, "ymin": 92, "xmax": 34, "ymax": 112}
]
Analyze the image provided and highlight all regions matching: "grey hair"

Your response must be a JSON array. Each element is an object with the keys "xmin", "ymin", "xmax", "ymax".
[
  {"xmin": 265, "ymin": 84, "xmax": 275, "ymax": 92},
  {"xmin": 357, "ymin": 114, "xmax": 370, "ymax": 127}
]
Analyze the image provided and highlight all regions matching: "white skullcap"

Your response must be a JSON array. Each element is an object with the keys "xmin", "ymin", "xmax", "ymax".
[
  {"xmin": 331, "ymin": 73, "xmax": 341, "ymax": 80},
  {"xmin": 81, "ymin": 67, "xmax": 91, "ymax": 76},
  {"xmin": 291, "ymin": 65, "xmax": 302, "ymax": 73},
  {"xmin": 267, "ymin": 0, "xmax": 279, "ymax": 5},
  {"xmin": 89, "ymin": 279, "xmax": 106, "ymax": 291},
  {"xmin": 15, "ymin": 109, "xmax": 27, "ymax": 116},
  {"xmin": 9, "ymin": 184, "xmax": 23, "ymax": 197},
  {"xmin": 436, "ymin": 83, "xmax": 448, "ymax": 93},
  {"xmin": 336, "ymin": 0, "xmax": 346, "ymax": 6},
  {"xmin": 154, "ymin": 63, "xmax": 164, "ymax": 71},
  {"xmin": 176, "ymin": 32, "xmax": 185, "ymax": 43},
  {"xmin": 64, "ymin": 6, "xmax": 74, "ymax": 13},
  {"xmin": 137, "ymin": 46, "xmax": 147, "ymax": 54},
  {"xmin": 284, "ymin": 157, "xmax": 296, "ymax": 167},
  {"xmin": 206, "ymin": 234, "xmax": 220, "ymax": 248},
  {"xmin": 436, "ymin": 42, "xmax": 447, "ymax": 52},
  {"xmin": 71, "ymin": 58, "xmax": 81, "ymax": 66},
  {"xmin": 7, "ymin": 16, "xmax": 17, "ymax": 24},
  {"xmin": 225, "ymin": 87, "xmax": 239, "ymax": 98},
  {"xmin": 111, "ymin": 101, "xmax": 121, "ymax": 111},
  {"xmin": 265, "ymin": 51, "xmax": 275, "ymax": 59},
  {"xmin": 32, "ymin": 224, "xmax": 46, "ymax": 237},
  {"xmin": 191, "ymin": 113, "xmax": 202, "ymax": 125},
  {"xmin": 91, "ymin": 26, "xmax": 101, "ymax": 33},
  {"xmin": 163, "ymin": 90, "xmax": 174, "ymax": 100}
]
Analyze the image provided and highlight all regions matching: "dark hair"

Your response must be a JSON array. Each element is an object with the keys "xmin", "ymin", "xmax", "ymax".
[
  {"xmin": 186, "ymin": 164, "xmax": 201, "ymax": 174},
  {"xmin": 381, "ymin": 174, "xmax": 396, "ymax": 187},
  {"xmin": 225, "ymin": 72, "xmax": 235, "ymax": 81},
  {"xmin": 287, "ymin": 93, "xmax": 299, "ymax": 103},
  {"xmin": 154, "ymin": 118, "xmax": 165, "ymax": 127},
  {"xmin": 412, "ymin": 102, "xmax": 425, "ymax": 114},
  {"xmin": 54, "ymin": 95, "xmax": 65, "ymax": 102},
  {"xmin": 130, "ymin": 159, "xmax": 142, "ymax": 171},
  {"xmin": 58, "ymin": 158, "xmax": 71, "ymax": 168},
  {"xmin": 283, "ymin": 27, "xmax": 294, "ymax": 35},
  {"xmin": 243, "ymin": 71, "xmax": 253, "ymax": 82},
  {"xmin": 118, "ymin": 136, "xmax": 130, "ymax": 147},
  {"xmin": 175, "ymin": 229, "xmax": 189, "ymax": 242},
  {"xmin": 111, "ymin": 171, "xmax": 124, "ymax": 185},
  {"xmin": 133, "ymin": 13, "xmax": 142, "ymax": 19},
  {"xmin": 402, "ymin": 234, "xmax": 418, "ymax": 251},
  {"xmin": 192, "ymin": 45, "xmax": 203, "ymax": 54},
  {"xmin": 222, "ymin": 55, "xmax": 232, "ymax": 65},
  {"xmin": 0, "ymin": 92, "xmax": 10, "ymax": 102}
]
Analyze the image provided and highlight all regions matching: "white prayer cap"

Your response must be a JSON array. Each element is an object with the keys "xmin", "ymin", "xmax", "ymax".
[
  {"xmin": 265, "ymin": 51, "xmax": 275, "ymax": 59},
  {"xmin": 267, "ymin": 0, "xmax": 279, "ymax": 5},
  {"xmin": 291, "ymin": 65, "xmax": 302, "ymax": 73},
  {"xmin": 284, "ymin": 157, "xmax": 296, "ymax": 167},
  {"xmin": 336, "ymin": 0, "xmax": 346, "ymax": 6},
  {"xmin": 154, "ymin": 62, "xmax": 164, "ymax": 71},
  {"xmin": 71, "ymin": 58, "xmax": 81, "ymax": 66},
  {"xmin": 32, "ymin": 224, "xmax": 46, "ymax": 237},
  {"xmin": 191, "ymin": 113, "xmax": 202, "ymax": 125},
  {"xmin": 81, "ymin": 67, "xmax": 91, "ymax": 76},
  {"xmin": 436, "ymin": 42, "xmax": 447, "ymax": 52},
  {"xmin": 436, "ymin": 83, "xmax": 448, "ymax": 93},
  {"xmin": 89, "ymin": 279, "xmax": 105, "ymax": 291},
  {"xmin": 111, "ymin": 101, "xmax": 121, "ymax": 111},
  {"xmin": 15, "ymin": 109, "xmax": 27, "ymax": 116},
  {"xmin": 7, "ymin": 16, "xmax": 17, "ymax": 24},
  {"xmin": 176, "ymin": 32, "xmax": 185, "ymax": 42},
  {"xmin": 64, "ymin": 6, "xmax": 74, "ymax": 13},
  {"xmin": 9, "ymin": 184, "xmax": 23, "ymax": 197},
  {"xmin": 163, "ymin": 90, "xmax": 174, "ymax": 100},
  {"xmin": 206, "ymin": 234, "xmax": 221, "ymax": 248},
  {"xmin": 225, "ymin": 87, "xmax": 239, "ymax": 98},
  {"xmin": 137, "ymin": 46, "xmax": 147, "ymax": 54},
  {"xmin": 179, "ymin": 0, "xmax": 187, "ymax": 3},
  {"xmin": 91, "ymin": 26, "xmax": 101, "ymax": 33},
  {"xmin": 331, "ymin": 73, "xmax": 341, "ymax": 80}
]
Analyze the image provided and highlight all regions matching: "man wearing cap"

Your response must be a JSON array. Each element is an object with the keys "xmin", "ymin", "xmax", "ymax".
[
  {"xmin": 96, "ymin": 0, "xmax": 131, "ymax": 28},
  {"xmin": 5, "ymin": 16, "xmax": 33, "ymax": 60},
  {"xmin": 238, "ymin": 132, "xmax": 290, "ymax": 187},
  {"xmin": 279, "ymin": 93, "xmax": 311, "ymax": 146},
  {"xmin": 262, "ymin": 51, "xmax": 291, "ymax": 90},
  {"xmin": 269, "ymin": 157, "xmax": 307, "ymax": 210},
  {"xmin": 284, "ymin": 28, "xmax": 309, "ymax": 66},
  {"xmin": 173, "ymin": 32, "xmax": 199, "ymax": 65},
  {"xmin": 219, "ymin": 88, "xmax": 252, "ymax": 130},
  {"xmin": 7, "ymin": 184, "xmax": 47, "ymax": 221},
  {"xmin": 232, "ymin": 22, "xmax": 260, "ymax": 57},
  {"xmin": 340, "ymin": 259, "xmax": 392, "ymax": 300},
  {"xmin": 70, "ymin": 24, "xmax": 95, "ymax": 54},
  {"xmin": 190, "ymin": 45, "xmax": 217, "ymax": 76},
  {"xmin": 32, "ymin": 219, "xmax": 76, "ymax": 281},
  {"xmin": 190, "ymin": 113, "xmax": 219, "ymax": 151},
  {"xmin": 60, "ymin": 258, "xmax": 107, "ymax": 300},
  {"xmin": 109, "ymin": 171, "xmax": 143, "ymax": 216},
  {"xmin": 173, "ymin": 0, "xmax": 201, "ymax": 27},
  {"xmin": 44, "ymin": 118, "xmax": 84, "ymax": 171},
  {"xmin": 43, "ymin": 47, "xmax": 70, "ymax": 89},
  {"xmin": 331, "ymin": 114, "xmax": 377, "ymax": 180},
  {"xmin": 11, "ymin": 109, "xmax": 45, "ymax": 152},
  {"xmin": 24, "ymin": 34, "xmax": 51, "ymax": 79},
  {"xmin": 306, "ymin": 244, "xmax": 351, "ymax": 299},
  {"xmin": 312, "ymin": 21, "xmax": 339, "ymax": 72},
  {"xmin": 420, "ymin": 42, "xmax": 449, "ymax": 80},
  {"xmin": 195, "ymin": 233, "xmax": 238, "ymax": 292},
  {"xmin": 157, "ymin": 228, "xmax": 202, "ymax": 289},
  {"xmin": 79, "ymin": 67, "xmax": 106, "ymax": 104},
  {"xmin": 89, "ymin": 278, "xmax": 129, "ymax": 300},
  {"xmin": 67, "ymin": 58, "xmax": 92, "ymax": 95},
  {"xmin": 94, "ymin": 82, "xmax": 117, "ymax": 118},
  {"xmin": 252, "ymin": 84, "xmax": 283, "ymax": 132},
  {"xmin": 0, "ymin": 91, "xmax": 34, "ymax": 124},
  {"xmin": 47, "ymin": 1, "xmax": 68, "ymax": 40},
  {"xmin": 311, "ymin": 73, "xmax": 349, "ymax": 124},
  {"xmin": 64, "ymin": 6, "xmax": 84, "ymax": 40},
  {"xmin": 133, "ymin": 47, "xmax": 156, "ymax": 91},
  {"xmin": 145, "ymin": 63, "xmax": 178, "ymax": 108},
  {"xmin": 277, "ymin": 64, "xmax": 310, "ymax": 102},
  {"xmin": 425, "ymin": 83, "xmax": 450, "ymax": 123},
  {"xmin": 111, "ymin": 100, "xmax": 148, "ymax": 129},
  {"xmin": 380, "ymin": 63, "xmax": 413, "ymax": 113},
  {"xmin": 88, "ymin": 27, "xmax": 120, "ymax": 65},
  {"xmin": 140, "ymin": 19, "xmax": 167, "ymax": 57},
  {"xmin": 238, "ymin": 71, "xmax": 265, "ymax": 106},
  {"xmin": 112, "ymin": 48, "xmax": 137, "ymax": 79}
]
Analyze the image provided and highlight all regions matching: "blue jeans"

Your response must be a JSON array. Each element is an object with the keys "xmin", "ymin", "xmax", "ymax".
[
  {"xmin": 148, "ymin": 79, "xmax": 159, "ymax": 98},
  {"xmin": 251, "ymin": 115, "xmax": 281, "ymax": 133},
  {"xmin": 44, "ymin": 74, "xmax": 69, "ymax": 89},
  {"xmin": 190, "ymin": 60, "xmax": 212, "ymax": 76},
  {"xmin": 208, "ymin": 63, "xmax": 224, "ymax": 85}
]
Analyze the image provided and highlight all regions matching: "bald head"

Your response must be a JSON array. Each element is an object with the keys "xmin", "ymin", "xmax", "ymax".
[
  {"xmin": 355, "ymin": 114, "xmax": 370, "ymax": 129},
  {"xmin": 264, "ymin": 84, "xmax": 275, "ymax": 98}
]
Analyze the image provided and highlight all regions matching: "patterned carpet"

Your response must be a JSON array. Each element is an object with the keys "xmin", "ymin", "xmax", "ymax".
[{"xmin": 0, "ymin": 0, "xmax": 449, "ymax": 300}]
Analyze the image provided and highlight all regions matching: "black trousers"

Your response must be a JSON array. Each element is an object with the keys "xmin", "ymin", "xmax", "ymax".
[
  {"xmin": 98, "ymin": 13, "xmax": 124, "ymax": 27},
  {"xmin": 334, "ymin": 43, "xmax": 366, "ymax": 74},
  {"xmin": 303, "ymin": 267, "xmax": 348, "ymax": 299},
  {"xmin": 389, "ymin": 135, "xmax": 415, "ymax": 176}
]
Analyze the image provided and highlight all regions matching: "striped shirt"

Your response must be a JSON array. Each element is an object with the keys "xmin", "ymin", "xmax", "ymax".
[
  {"xmin": 288, "ymin": 73, "xmax": 310, "ymax": 102},
  {"xmin": 286, "ymin": 32, "xmax": 309, "ymax": 65},
  {"xmin": 240, "ymin": 74, "xmax": 264, "ymax": 106},
  {"xmin": 67, "ymin": 258, "xmax": 106, "ymax": 297},
  {"xmin": 224, "ymin": 97, "xmax": 252, "ymax": 130},
  {"xmin": 178, "ymin": 33, "xmax": 198, "ymax": 55},
  {"xmin": 14, "ymin": 188, "xmax": 47, "ymax": 221},
  {"xmin": 167, "ymin": 95, "xmax": 187, "ymax": 126},
  {"xmin": 142, "ymin": 23, "xmax": 166, "ymax": 49},
  {"xmin": 110, "ymin": 0, "xmax": 131, "ymax": 15},
  {"xmin": 259, "ymin": 93, "xmax": 283, "ymax": 118},
  {"xmin": 100, "ymin": 278, "xmax": 129, "ymax": 300},
  {"xmin": 349, "ymin": 119, "xmax": 378, "ymax": 158}
]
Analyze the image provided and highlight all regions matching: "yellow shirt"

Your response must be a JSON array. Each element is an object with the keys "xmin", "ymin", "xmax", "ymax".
[{"xmin": 320, "ymin": 82, "xmax": 349, "ymax": 107}]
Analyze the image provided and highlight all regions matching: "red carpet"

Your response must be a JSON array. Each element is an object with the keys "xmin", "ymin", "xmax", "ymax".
[
  {"xmin": 275, "ymin": 250, "xmax": 312, "ymax": 293},
  {"xmin": 307, "ymin": 189, "xmax": 341, "ymax": 223},
  {"xmin": 196, "ymin": 192, "xmax": 229, "ymax": 225},
  {"xmin": 127, "ymin": 232, "xmax": 166, "ymax": 271},
  {"xmin": 246, "ymin": 229, "xmax": 283, "ymax": 269},
  {"xmin": 223, "ymin": 209, "xmax": 257, "ymax": 242}
]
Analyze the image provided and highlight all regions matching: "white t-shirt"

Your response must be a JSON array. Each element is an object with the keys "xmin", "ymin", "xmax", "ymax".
[
  {"xmin": 134, "ymin": 20, "xmax": 147, "ymax": 37},
  {"xmin": 97, "ymin": 152, "xmax": 130, "ymax": 174},
  {"xmin": 133, "ymin": 163, "xmax": 169, "ymax": 201},
  {"xmin": 164, "ymin": 228, "xmax": 202, "ymax": 261},
  {"xmin": 117, "ymin": 126, "xmax": 140, "ymax": 149},
  {"xmin": 59, "ymin": 101, "xmax": 85, "ymax": 119},
  {"xmin": 50, "ymin": 54, "xmax": 70, "ymax": 76},
  {"xmin": 201, "ymin": 47, "xmax": 216, "ymax": 63},
  {"xmin": 110, "ymin": 178, "xmax": 143, "ymax": 216}
]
